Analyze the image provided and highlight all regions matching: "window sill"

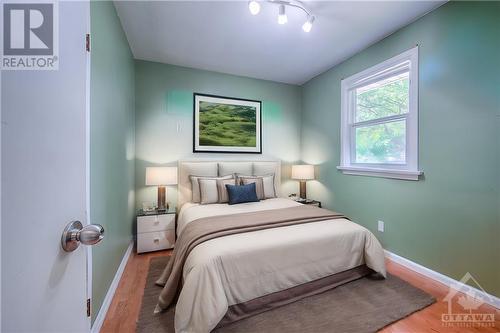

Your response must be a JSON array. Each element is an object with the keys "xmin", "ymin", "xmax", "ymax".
[{"xmin": 336, "ymin": 166, "xmax": 423, "ymax": 181}]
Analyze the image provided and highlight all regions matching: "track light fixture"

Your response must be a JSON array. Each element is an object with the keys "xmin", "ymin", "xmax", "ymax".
[{"xmin": 248, "ymin": 0, "xmax": 315, "ymax": 32}]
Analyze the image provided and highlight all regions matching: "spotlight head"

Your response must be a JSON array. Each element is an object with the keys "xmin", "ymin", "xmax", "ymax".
[
  {"xmin": 248, "ymin": 1, "xmax": 261, "ymax": 15},
  {"xmin": 302, "ymin": 15, "xmax": 315, "ymax": 32},
  {"xmin": 278, "ymin": 4, "xmax": 288, "ymax": 25}
]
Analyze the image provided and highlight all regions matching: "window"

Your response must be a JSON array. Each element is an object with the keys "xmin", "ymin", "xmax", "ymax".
[{"xmin": 337, "ymin": 47, "xmax": 422, "ymax": 180}]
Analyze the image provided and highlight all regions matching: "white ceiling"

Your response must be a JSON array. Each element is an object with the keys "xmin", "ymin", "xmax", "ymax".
[{"xmin": 114, "ymin": 1, "xmax": 444, "ymax": 85}]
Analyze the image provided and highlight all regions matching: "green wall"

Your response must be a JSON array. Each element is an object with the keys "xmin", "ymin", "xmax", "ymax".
[
  {"xmin": 90, "ymin": 1, "xmax": 135, "ymax": 322},
  {"xmin": 301, "ymin": 2, "xmax": 500, "ymax": 296},
  {"xmin": 135, "ymin": 60, "xmax": 302, "ymax": 209}
]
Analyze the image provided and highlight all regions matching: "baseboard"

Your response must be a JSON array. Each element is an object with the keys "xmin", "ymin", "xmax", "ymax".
[
  {"xmin": 384, "ymin": 250, "xmax": 500, "ymax": 309},
  {"xmin": 91, "ymin": 240, "xmax": 134, "ymax": 333}
]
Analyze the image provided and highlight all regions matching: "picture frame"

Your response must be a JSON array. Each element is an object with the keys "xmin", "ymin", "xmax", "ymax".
[{"xmin": 193, "ymin": 93, "xmax": 262, "ymax": 153}]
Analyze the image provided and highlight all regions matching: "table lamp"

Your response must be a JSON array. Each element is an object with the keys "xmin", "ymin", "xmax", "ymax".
[
  {"xmin": 291, "ymin": 165, "xmax": 315, "ymax": 199},
  {"xmin": 145, "ymin": 167, "xmax": 178, "ymax": 211}
]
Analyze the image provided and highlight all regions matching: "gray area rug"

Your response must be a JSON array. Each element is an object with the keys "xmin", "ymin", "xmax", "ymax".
[{"xmin": 137, "ymin": 257, "xmax": 435, "ymax": 333}]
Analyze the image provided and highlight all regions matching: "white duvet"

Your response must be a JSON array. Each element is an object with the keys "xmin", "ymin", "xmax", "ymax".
[{"xmin": 173, "ymin": 198, "xmax": 386, "ymax": 333}]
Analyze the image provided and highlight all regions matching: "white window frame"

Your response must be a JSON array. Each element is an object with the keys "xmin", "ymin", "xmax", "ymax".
[{"xmin": 337, "ymin": 46, "xmax": 423, "ymax": 181}]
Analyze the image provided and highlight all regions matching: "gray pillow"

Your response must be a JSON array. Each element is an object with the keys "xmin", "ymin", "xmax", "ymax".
[
  {"xmin": 190, "ymin": 174, "xmax": 233, "ymax": 203},
  {"xmin": 217, "ymin": 178, "xmax": 237, "ymax": 203},
  {"xmin": 236, "ymin": 173, "xmax": 276, "ymax": 199},
  {"xmin": 238, "ymin": 174, "xmax": 276, "ymax": 199}
]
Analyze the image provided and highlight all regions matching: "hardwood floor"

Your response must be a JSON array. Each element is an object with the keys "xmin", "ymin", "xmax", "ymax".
[
  {"xmin": 100, "ymin": 250, "xmax": 172, "ymax": 333},
  {"xmin": 101, "ymin": 250, "xmax": 499, "ymax": 333},
  {"xmin": 380, "ymin": 260, "xmax": 499, "ymax": 333}
]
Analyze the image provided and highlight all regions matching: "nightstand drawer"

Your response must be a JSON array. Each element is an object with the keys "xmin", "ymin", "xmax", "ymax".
[
  {"xmin": 137, "ymin": 230, "xmax": 175, "ymax": 253},
  {"xmin": 137, "ymin": 214, "xmax": 175, "ymax": 233}
]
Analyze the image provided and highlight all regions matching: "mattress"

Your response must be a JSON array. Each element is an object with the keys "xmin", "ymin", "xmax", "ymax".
[{"xmin": 173, "ymin": 198, "xmax": 386, "ymax": 333}]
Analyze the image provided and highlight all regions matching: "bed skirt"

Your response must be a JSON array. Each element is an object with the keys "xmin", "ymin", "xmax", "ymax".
[{"xmin": 216, "ymin": 264, "xmax": 374, "ymax": 328}]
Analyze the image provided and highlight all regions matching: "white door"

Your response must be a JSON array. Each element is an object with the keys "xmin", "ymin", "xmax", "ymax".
[{"xmin": 1, "ymin": 1, "xmax": 92, "ymax": 332}]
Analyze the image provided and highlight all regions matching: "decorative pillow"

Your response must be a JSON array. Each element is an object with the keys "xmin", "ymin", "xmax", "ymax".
[
  {"xmin": 236, "ymin": 174, "xmax": 252, "ymax": 184},
  {"xmin": 226, "ymin": 183, "xmax": 259, "ymax": 205},
  {"xmin": 240, "ymin": 177, "xmax": 265, "ymax": 200},
  {"xmin": 190, "ymin": 175, "xmax": 232, "ymax": 203},
  {"xmin": 238, "ymin": 174, "xmax": 276, "ymax": 199},
  {"xmin": 217, "ymin": 178, "xmax": 236, "ymax": 203},
  {"xmin": 261, "ymin": 174, "xmax": 276, "ymax": 199},
  {"xmin": 198, "ymin": 179, "xmax": 219, "ymax": 205}
]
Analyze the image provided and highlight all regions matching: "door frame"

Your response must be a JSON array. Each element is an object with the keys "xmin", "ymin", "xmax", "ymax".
[{"xmin": 85, "ymin": 2, "xmax": 93, "ymax": 330}]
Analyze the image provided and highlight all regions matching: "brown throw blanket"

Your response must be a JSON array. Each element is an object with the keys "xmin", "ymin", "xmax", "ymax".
[{"xmin": 155, "ymin": 205, "xmax": 346, "ymax": 311}]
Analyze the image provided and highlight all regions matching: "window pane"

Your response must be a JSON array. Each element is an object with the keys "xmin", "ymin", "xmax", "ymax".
[
  {"xmin": 355, "ymin": 72, "xmax": 409, "ymax": 122},
  {"xmin": 355, "ymin": 120, "xmax": 406, "ymax": 164}
]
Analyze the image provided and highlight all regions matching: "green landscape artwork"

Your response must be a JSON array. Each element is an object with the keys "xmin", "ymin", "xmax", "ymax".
[{"xmin": 194, "ymin": 95, "xmax": 261, "ymax": 153}]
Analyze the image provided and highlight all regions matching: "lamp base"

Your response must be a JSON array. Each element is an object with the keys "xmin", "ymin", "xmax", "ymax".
[
  {"xmin": 299, "ymin": 181, "xmax": 307, "ymax": 199},
  {"xmin": 157, "ymin": 186, "xmax": 168, "ymax": 211}
]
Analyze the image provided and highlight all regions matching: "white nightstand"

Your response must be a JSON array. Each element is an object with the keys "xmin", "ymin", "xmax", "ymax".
[{"xmin": 136, "ymin": 210, "xmax": 176, "ymax": 253}]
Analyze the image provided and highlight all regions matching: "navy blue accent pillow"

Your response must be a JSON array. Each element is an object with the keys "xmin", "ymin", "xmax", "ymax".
[{"xmin": 225, "ymin": 183, "xmax": 259, "ymax": 205}]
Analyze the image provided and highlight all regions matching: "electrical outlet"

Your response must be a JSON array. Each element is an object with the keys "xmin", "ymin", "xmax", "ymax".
[{"xmin": 377, "ymin": 220, "xmax": 385, "ymax": 232}]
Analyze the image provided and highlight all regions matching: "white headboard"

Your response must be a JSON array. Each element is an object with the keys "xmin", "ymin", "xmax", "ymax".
[{"xmin": 177, "ymin": 159, "xmax": 282, "ymax": 209}]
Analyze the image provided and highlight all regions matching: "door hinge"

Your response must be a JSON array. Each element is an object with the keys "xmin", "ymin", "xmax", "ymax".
[
  {"xmin": 86, "ymin": 34, "xmax": 90, "ymax": 52},
  {"xmin": 87, "ymin": 298, "xmax": 91, "ymax": 317}
]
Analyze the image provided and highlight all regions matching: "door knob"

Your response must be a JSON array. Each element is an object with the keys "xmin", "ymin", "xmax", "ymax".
[{"xmin": 61, "ymin": 221, "xmax": 104, "ymax": 252}]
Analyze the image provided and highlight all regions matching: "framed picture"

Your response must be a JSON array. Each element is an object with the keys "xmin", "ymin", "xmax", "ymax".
[{"xmin": 193, "ymin": 93, "xmax": 262, "ymax": 153}]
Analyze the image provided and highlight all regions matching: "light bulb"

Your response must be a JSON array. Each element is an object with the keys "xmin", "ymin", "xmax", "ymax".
[
  {"xmin": 302, "ymin": 16, "xmax": 315, "ymax": 32},
  {"xmin": 278, "ymin": 4, "xmax": 287, "ymax": 24},
  {"xmin": 248, "ymin": 1, "xmax": 260, "ymax": 15}
]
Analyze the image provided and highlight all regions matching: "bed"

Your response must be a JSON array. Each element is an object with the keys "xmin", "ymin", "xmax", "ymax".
[{"xmin": 155, "ymin": 160, "xmax": 386, "ymax": 333}]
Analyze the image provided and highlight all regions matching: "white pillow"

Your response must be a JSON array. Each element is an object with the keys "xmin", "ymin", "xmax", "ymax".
[
  {"xmin": 198, "ymin": 179, "xmax": 219, "ymax": 205},
  {"xmin": 261, "ymin": 174, "xmax": 276, "ymax": 199},
  {"xmin": 190, "ymin": 174, "xmax": 232, "ymax": 203}
]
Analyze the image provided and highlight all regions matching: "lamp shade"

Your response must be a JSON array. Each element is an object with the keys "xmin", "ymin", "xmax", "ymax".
[
  {"xmin": 291, "ymin": 165, "xmax": 314, "ymax": 180},
  {"xmin": 145, "ymin": 167, "xmax": 178, "ymax": 186}
]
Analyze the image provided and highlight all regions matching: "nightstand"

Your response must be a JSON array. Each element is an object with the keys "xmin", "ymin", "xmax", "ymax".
[{"xmin": 136, "ymin": 209, "xmax": 176, "ymax": 253}]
